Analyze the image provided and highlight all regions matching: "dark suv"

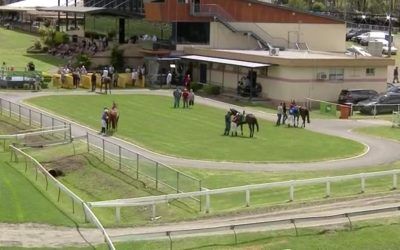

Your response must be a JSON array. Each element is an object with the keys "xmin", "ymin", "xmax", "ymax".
[
  {"xmin": 338, "ymin": 89, "xmax": 379, "ymax": 105},
  {"xmin": 358, "ymin": 93, "xmax": 400, "ymax": 115}
]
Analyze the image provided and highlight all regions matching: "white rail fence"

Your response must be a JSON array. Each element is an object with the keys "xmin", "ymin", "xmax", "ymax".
[
  {"xmin": 89, "ymin": 169, "xmax": 400, "ymax": 222},
  {"xmin": 0, "ymin": 98, "xmax": 69, "ymax": 131},
  {"xmin": 0, "ymin": 125, "xmax": 71, "ymax": 150},
  {"xmin": 9, "ymin": 145, "xmax": 115, "ymax": 250},
  {"xmin": 113, "ymin": 202, "xmax": 400, "ymax": 246}
]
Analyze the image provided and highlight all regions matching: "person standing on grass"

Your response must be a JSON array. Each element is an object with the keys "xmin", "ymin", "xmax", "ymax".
[
  {"xmin": 101, "ymin": 108, "xmax": 108, "ymax": 136},
  {"xmin": 131, "ymin": 69, "xmax": 138, "ymax": 86},
  {"xmin": 188, "ymin": 89, "xmax": 195, "ymax": 106},
  {"xmin": 173, "ymin": 87, "xmax": 182, "ymax": 108},
  {"xmin": 91, "ymin": 72, "xmax": 97, "ymax": 92},
  {"xmin": 223, "ymin": 111, "xmax": 231, "ymax": 136},
  {"xmin": 276, "ymin": 103, "xmax": 283, "ymax": 126},
  {"xmin": 282, "ymin": 102, "xmax": 287, "ymax": 125},
  {"xmin": 182, "ymin": 88, "xmax": 189, "ymax": 108}
]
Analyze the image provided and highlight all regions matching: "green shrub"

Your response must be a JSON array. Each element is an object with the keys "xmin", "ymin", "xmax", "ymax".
[
  {"xmin": 111, "ymin": 46, "xmax": 124, "ymax": 71},
  {"xmin": 54, "ymin": 32, "xmax": 69, "ymax": 45},
  {"xmin": 40, "ymin": 82, "xmax": 49, "ymax": 89},
  {"xmin": 34, "ymin": 40, "xmax": 42, "ymax": 50},
  {"xmin": 203, "ymin": 84, "xmax": 221, "ymax": 95},
  {"xmin": 75, "ymin": 53, "xmax": 92, "ymax": 68},
  {"xmin": 190, "ymin": 82, "xmax": 204, "ymax": 92}
]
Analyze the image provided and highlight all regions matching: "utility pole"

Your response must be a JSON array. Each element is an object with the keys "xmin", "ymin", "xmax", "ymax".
[{"xmin": 388, "ymin": 0, "xmax": 393, "ymax": 57}]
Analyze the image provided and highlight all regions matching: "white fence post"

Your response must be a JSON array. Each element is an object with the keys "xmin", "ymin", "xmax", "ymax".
[
  {"xmin": 245, "ymin": 189, "xmax": 250, "ymax": 207},
  {"xmin": 326, "ymin": 181, "xmax": 331, "ymax": 197},
  {"xmin": 151, "ymin": 203, "xmax": 156, "ymax": 220}
]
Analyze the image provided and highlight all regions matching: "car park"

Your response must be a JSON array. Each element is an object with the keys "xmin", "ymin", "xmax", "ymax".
[
  {"xmin": 338, "ymin": 89, "xmax": 379, "ymax": 105},
  {"xmin": 346, "ymin": 29, "xmax": 370, "ymax": 41},
  {"xmin": 359, "ymin": 31, "xmax": 387, "ymax": 46},
  {"xmin": 358, "ymin": 93, "xmax": 400, "ymax": 115}
]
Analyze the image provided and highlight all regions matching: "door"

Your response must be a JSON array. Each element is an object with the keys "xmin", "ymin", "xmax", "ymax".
[{"xmin": 200, "ymin": 63, "xmax": 207, "ymax": 84}]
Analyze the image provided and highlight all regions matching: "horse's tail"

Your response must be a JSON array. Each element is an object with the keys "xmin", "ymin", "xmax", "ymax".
[
  {"xmin": 255, "ymin": 118, "xmax": 259, "ymax": 132},
  {"xmin": 306, "ymin": 110, "xmax": 310, "ymax": 123}
]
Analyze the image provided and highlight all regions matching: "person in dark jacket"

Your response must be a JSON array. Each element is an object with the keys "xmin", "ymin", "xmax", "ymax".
[{"xmin": 224, "ymin": 111, "xmax": 231, "ymax": 135}]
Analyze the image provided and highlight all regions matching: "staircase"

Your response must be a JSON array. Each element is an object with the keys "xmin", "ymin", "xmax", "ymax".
[{"xmin": 189, "ymin": 3, "xmax": 289, "ymax": 50}]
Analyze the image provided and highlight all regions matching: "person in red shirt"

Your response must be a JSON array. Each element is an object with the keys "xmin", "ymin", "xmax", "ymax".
[{"xmin": 182, "ymin": 88, "xmax": 189, "ymax": 108}]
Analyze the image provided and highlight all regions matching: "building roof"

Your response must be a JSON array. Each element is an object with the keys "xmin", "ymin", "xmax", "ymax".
[
  {"xmin": 0, "ymin": 0, "xmax": 83, "ymax": 11},
  {"xmin": 184, "ymin": 47, "xmax": 395, "ymax": 67},
  {"xmin": 181, "ymin": 55, "xmax": 270, "ymax": 68}
]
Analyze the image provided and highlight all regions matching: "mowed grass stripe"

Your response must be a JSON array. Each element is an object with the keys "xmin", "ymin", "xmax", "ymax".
[
  {"xmin": 0, "ymin": 160, "xmax": 74, "ymax": 225},
  {"xmin": 28, "ymin": 94, "xmax": 365, "ymax": 162}
]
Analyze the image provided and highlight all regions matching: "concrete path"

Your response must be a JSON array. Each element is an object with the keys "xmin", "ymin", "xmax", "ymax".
[{"xmin": 2, "ymin": 89, "xmax": 400, "ymax": 172}]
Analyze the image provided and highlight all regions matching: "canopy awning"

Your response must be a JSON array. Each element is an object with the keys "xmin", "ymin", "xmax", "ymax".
[
  {"xmin": 180, "ymin": 55, "xmax": 270, "ymax": 68},
  {"xmin": 37, "ymin": 6, "xmax": 105, "ymax": 14}
]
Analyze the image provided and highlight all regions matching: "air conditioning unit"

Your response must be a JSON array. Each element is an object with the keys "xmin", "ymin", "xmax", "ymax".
[
  {"xmin": 317, "ymin": 72, "xmax": 327, "ymax": 80},
  {"xmin": 269, "ymin": 48, "xmax": 280, "ymax": 56}
]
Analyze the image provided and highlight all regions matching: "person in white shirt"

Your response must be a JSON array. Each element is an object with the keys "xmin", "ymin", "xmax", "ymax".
[
  {"xmin": 131, "ymin": 69, "xmax": 138, "ymax": 86},
  {"xmin": 166, "ymin": 71, "xmax": 172, "ymax": 88}
]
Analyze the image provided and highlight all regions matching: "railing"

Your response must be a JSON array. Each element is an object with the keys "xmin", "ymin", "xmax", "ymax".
[
  {"xmin": 113, "ymin": 202, "xmax": 400, "ymax": 243},
  {"xmin": 0, "ymin": 98, "xmax": 69, "ymax": 131},
  {"xmin": 89, "ymin": 168, "xmax": 400, "ymax": 221},
  {"xmin": 9, "ymin": 145, "xmax": 115, "ymax": 250},
  {"xmin": 84, "ymin": 132, "xmax": 202, "ymax": 219},
  {"xmin": 347, "ymin": 22, "xmax": 399, "ymax": 33},
  {"xmin": 189, "ymin": 3, "xmax": 289, "ymax": 49},
  {"xmin": 0, "ymin": 125, "xmax": 71, "ymax": 151}
]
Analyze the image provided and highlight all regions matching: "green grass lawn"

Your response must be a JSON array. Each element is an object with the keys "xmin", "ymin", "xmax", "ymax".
[
  {"xmin": 27, "ymin": 94, "xmax": 365, "ymax": 163},
  {"xmin": 113, "ymin": 218, "xmax": 400, "ymax": 250},
  {"xmin": 21, "ymin": 140, "xmax": 400, "ymax": 226},
  {"xmin": 0, "ymin": 153, "xmax": 75, "ymax": 226},
  {"xmin": 0, "ymin": 28, "xmax": 66, "ymax": 72},
  {"xmin": 356, "ymin": 125, "xmax": 400, "ymax": 141}
]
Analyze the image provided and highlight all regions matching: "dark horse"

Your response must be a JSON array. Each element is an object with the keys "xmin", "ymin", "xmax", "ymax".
[
  {"xmin": 293, "ymin": 106, "xmax": 310, "ymax": 128},
  {"xmin": 230, "ymin": 108, "xmax": 259, "ymax": 138},
  {"xmin": 100, "ymin": 76, "xmax": 112, "ymax": 94}
]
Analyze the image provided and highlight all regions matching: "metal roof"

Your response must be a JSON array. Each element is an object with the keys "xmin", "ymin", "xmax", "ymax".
[
  {"xmin": 180, "ymin": 55, "xmax": 270, "ymax": 68},
  {"xmin": 37, "ymin": 6, "xmax": 104, "ymax": 14}
]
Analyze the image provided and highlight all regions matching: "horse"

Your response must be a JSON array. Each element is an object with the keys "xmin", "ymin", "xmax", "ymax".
[
  {"xmin": 293, "ymin": 106, "xmax": 310, "ymax": 128},
  {"xmin": 230, "ymin": 108, "xmax": 259, "ymax": 138},
  {"xmin": 100, "ymin": 76, "xmax": 112, "ymax": 94},
  {"xmin": 106, "ymin": 102, "xmax": 119, "ymax": 132}
]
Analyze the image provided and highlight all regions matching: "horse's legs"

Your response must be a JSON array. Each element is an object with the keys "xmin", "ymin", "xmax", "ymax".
[
  {"xmin": 240, "ymin": 124, "xmax": 243, "ymax": 136},
  {"xmin": 249, "ymin": 123, "xmax": 253, "ymax": 137}
]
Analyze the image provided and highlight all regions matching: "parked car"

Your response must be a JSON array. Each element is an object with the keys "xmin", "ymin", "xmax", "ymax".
[
  {"xmin": 387, "ymin": 85, "xmax": 400, "ymax": 93},
  {"xmin": 358, "ymin": 93, "xmax": 400, "ymax": 115},
  {"xmin": 359, "ymin": 31, "xmax": 387, "ymax": 46},
  {"xmin": 371, "ymin": 38, "xmax": 398, "ymax": 55},
  {"xmin": 338, "ymin": 89, "xmax": 379, "ymax": 105},
  {"xmin": 346, "ymin": 29, "xmax": 370, "ymax": 41}
]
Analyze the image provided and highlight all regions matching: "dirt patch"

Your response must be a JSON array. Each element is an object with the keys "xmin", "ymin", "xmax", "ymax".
[{"xmin": 42, "ymin": 155, "xmax": 86, "ymax": 176}]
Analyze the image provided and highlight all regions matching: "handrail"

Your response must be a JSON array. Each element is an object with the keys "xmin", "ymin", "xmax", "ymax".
[
  {"xmin": 9, "ymin": 145, "xmax": 115, "ymax": 250},
  {"xmin": 190, "ymin": 3, "xmax": 289, "ymax": 48},
  {"xmin": 89, "ymin": 169, "xmax": 400, "ymax": 208},
  {"xmin": 113, "ymin": 202, "xmax": 400, "ymax": 241}
]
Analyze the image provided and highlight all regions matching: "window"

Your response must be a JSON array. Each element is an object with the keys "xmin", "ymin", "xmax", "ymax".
[
  {"xmin": 366, "ymin": 68, "xmax": 375, "ymax": 76},
  {"xmin": 329, "ymin": 68, "xmax": 344, "ymax": 81}
]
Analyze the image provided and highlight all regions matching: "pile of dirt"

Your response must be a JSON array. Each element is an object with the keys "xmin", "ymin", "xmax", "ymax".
[{"xmin": 43, "ymin": 155, "xmax": 86, "ymax": 178}]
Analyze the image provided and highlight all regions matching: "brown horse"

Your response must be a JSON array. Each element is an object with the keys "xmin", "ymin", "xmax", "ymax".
[
  {"xmin": 293, "ymin": 106, "xmax": 310, "ymax": 128},
  {"xmin": 106, "ymin": 103, "xmax": 119, "ymax": 132},
  {"xmin": 230, "ymin": 108, "xmax": 259, "ymax": 138}
]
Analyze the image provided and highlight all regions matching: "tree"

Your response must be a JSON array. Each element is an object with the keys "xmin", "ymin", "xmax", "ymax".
[{"xmin": 288, "ymin": 0, "xmax": 308, "ymax": 11}]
